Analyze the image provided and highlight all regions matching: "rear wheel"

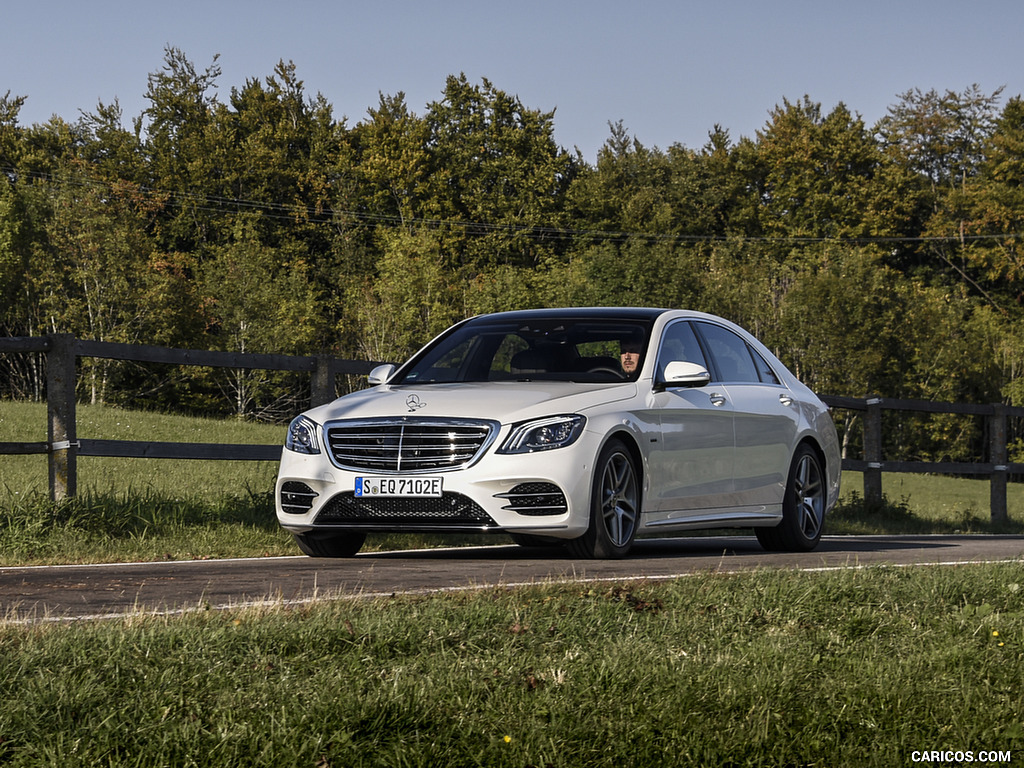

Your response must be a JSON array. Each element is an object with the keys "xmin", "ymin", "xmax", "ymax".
[
  {"xmin": 567, "ymin": 439, "xmax": 639, "ymax": 559},
  {"xmin": 756, "ymin": 444, "xmax": 825, "ymax": 552},
  {"xmin": 293, "ymin": 531, "xmax": 366, "ymax": 558}
]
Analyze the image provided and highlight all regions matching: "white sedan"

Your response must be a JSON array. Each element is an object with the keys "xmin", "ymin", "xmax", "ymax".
[{"xmin": 275, "ymin": 308, "xmax": 841, "ymax": 558}]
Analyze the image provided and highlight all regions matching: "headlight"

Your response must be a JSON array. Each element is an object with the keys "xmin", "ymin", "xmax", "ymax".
[
  {"xmin": 285, "ymin": 415, "xmax": 321, "ymax": 455},
  {"xmin": 498, "ymin": 415, "xmax": 586, "ymax": 454}
]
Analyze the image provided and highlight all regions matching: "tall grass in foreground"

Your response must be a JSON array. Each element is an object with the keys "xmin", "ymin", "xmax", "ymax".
[{"xmin": 2, "ymin": 564, "xmax": 1022, "ymax": 767}]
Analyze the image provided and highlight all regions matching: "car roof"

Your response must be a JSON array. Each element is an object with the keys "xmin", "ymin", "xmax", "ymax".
[{"xmin": 467, "ymin": 307, "xmax": 671, "ymax": 324}]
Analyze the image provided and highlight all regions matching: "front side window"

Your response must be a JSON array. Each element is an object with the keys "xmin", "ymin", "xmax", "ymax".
[{"xmin": 655, "ymin": 321, "xmax": 708, "ymax": 381}]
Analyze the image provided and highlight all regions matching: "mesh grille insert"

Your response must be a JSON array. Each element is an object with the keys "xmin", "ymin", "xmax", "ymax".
[{"xmin": 314, "ymin": 492, "xmax": 498, "ymax": 528}]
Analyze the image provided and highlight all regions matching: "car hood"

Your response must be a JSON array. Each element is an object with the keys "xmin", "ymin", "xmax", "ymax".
[{"xmin": 306, "ymin": 381, "xmax": 638, "ymax": 425}]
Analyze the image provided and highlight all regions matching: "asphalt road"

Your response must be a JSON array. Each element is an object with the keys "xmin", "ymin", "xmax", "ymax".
[{"xmin": 2, "ymin": 535, "xmax": 1023, "ymax": 623}]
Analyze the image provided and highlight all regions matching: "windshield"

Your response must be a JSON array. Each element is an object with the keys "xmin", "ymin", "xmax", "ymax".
[{"xmin": 393, "ymin": 317, "xmax": 652, "ymax": 384}]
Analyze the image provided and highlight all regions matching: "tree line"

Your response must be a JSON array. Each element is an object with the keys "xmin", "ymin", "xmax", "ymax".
[{"xmin": 2, "ymin": 47, "xmax": 1023, "ymax": 461}]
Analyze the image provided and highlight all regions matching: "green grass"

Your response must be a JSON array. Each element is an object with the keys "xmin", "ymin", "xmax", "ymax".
[
  {"xmin": 831, "ymin": 472, "xmax": 1024, "ymax": 535},
  {"xmin": 1, "ymin": 400, "xmax": 1023, "ymax": 566},
  {"xmin": 1, "ymin": 564, "xmax": 1022, "ymax": 767},
  {"xmin": 0, "ymin": 400, "xmax": 285, "ymax": 500},
  {"xmin": 0, "ymin": 401, "xmax": 511, "ymax": 565}
]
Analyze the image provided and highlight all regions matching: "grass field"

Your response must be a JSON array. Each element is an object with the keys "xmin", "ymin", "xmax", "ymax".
[
  {"xmin": 1, "ymin": 563, "xmax": 1022, "ymax": 767},
  {"xmin": 1, "ymin": 400, "xmax": 1023, "ymax": 566}
]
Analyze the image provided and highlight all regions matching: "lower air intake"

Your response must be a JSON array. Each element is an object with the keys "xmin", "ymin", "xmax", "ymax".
[
  {"xmin": 314, "ymin": 492, "xmax": 498, "ymax": 528},
  {"xmin": 495, "ymin": 482, "xmax": 568, "ymax": 516}
]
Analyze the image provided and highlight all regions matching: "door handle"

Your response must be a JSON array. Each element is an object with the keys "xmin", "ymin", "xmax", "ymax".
[
  {"xmin": 709, "ymin": 393, "xmax": 727, "ymax": 407},
  {"xmin": 779, "ymin": 393, "xmax": 794, "ymax": 406}
]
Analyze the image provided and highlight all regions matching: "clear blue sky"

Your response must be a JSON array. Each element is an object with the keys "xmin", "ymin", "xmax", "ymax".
[{"xmin": 4, "ymin": 0, "xmax": 1023, "ymax": 163}]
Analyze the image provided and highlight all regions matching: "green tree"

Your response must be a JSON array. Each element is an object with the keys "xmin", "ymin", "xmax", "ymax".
[
  {"xmin": 199, "ymin": 215, "xmax": 322, "ymax": 417},
  {"xmin": 32, "ymin": 156, "xmax": 197, "ymax": 403},
  {"xmin": 959, "ymin": 96, "xmax": 1024, "ymax": 294},
  {"xmin": 353, "ymin": 228, "xmax": 458, "ymax": 363},
  {"xmin": 877, "ymin": 85, "xmax": 1005, "ymax": 289},
  {"xmin": 142, "ymin": 46, "xmax": 227, "ymax": 252},
  {"xmin": 420, "ymin": 74, "xmax": 578, "ymax": 274},
  {"xmin": 754, "ymin": 98, "xmax": 912, "ymax": 241},
  {"xmin": 353, "ymin": 92, "xmax": 430, "ymax": 228}
]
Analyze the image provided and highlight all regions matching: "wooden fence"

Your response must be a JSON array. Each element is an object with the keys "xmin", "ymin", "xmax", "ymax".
[
  {"xmin": 819, "ymin": 395, "xmax": 1023, "ymax": 524},
  {"xmin": 0, "ymin": 334, "xmax": 1020, "ymax": 522},
  {"xmin": 0, "ymin": 334, "xmax": 380, "ymax": 500}
]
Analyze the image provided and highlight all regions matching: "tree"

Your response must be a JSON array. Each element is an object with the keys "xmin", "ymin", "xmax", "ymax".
[
  {"xmin": 352, "ymin": 228, "xmax": 457, "ymax": 363},
  {"xmin": 420, "ymin": 74, "xmax": 578, "ymax": 273},
  {"xmin": 142, "ymin": 46, "xmax": 227, "ymax": 252},
  {"xmin": 199, "ymin": 215, "xmax": 322, "ymax": 418},
  {"xmin": 31, "ymin": 155, "xmax": 198, "ymax": 403},
  {"xmin": 959, "ymin": 96, "xmax": 1024, "ymax": 294},
  {"xmin": 754, "ymin": 97, "xmax": 911, "ymax": 241},
  {"xmin": 352, "ymin": 92, "xmax": 430, "ymax": 228}
]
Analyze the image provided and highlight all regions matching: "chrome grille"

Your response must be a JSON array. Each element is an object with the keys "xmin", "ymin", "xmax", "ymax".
[{"xmin": 325, "ymin": 418, "xmax": 497, "ymax": 473}]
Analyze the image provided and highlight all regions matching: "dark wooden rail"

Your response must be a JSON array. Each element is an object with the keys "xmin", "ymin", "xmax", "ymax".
[
  {"xmin": 819, "ymin": 395, "xmax": 1024, "ymax": 524},
  {"xmin": 0, "ymin": 334, "xmax": 381, "ymax": 500}
]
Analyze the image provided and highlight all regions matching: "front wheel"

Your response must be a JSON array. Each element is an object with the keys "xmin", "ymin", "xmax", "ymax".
[
  {"xmin": 756, "ymin": 444, "xmax": 825, "ymax": 552},
  {"xmin": 293, "ymin": 531, "xmax": 366, "ymax": 558},
  {"xmin": 567, "ymin": 439, "xmax": 640, "ymax": 559}
]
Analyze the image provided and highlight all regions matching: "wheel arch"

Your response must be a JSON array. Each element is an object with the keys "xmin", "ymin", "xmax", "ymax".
[
  {"xmin": 797, "ymin": 434, "xmax": 827, "ymax": 476},
  {"xmin": 796, "ymin": 432, "xmax": 840, "ymax": 511},
  {"xmin": 600, "ymin": 428, "xmax": 645, "ymax": 503}
]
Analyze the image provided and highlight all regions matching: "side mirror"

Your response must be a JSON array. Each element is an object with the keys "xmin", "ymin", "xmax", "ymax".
[
  {"xmin": 659, "ymin": 361, "xmax": 711, "ymax": 389},
  {"xmin": 368, "ymin": 364, "xmax": 396, "ymax": 385}
]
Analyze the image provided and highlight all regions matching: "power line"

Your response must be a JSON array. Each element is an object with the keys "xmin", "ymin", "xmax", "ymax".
[{"xmin": 5, "ymin": 165, "xmax": 1024, "ymax": 246}]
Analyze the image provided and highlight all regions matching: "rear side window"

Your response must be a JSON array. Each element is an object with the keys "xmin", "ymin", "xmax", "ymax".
[
  {"xmin": 694, "ymin": 322, "xmax": 781, "ymax": 384},
  {"xmin": 750, "ymin": 347, "xmax": 780, "ymax": 385}
]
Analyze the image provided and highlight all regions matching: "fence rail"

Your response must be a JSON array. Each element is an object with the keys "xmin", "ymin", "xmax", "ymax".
[
  {"xmin": 1, "ymin": 335, "xmax": 1019, "ymax": 522},
  {"xmin": 0, "ymin": 334, "xmax": 381, "ymax": 499},
  {"xmin": 819, "ymin": 395, "xmax": 1024, "ymax": 524}
]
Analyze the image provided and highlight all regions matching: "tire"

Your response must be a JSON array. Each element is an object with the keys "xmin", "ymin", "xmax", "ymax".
[
  {"xmin": 756, "ymin": 444, "xmax": 825, "ymax": 552},
  {"xmin": 293, "ymin": 531, "xmax": 366, "ymax": 558},
  {"xmin": 567, "ymin": 439, "xmax": 640, "ymax": 559}
]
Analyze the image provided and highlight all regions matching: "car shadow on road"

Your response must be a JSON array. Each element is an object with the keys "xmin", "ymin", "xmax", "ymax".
[{"xmin": 362, "ymin": 534, "xmax": 965, "ymax": 561}]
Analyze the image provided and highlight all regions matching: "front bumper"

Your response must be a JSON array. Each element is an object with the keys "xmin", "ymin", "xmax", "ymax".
[{"xmin": 274, "ymin": 436, "xmax": 597, "ymax": 540}]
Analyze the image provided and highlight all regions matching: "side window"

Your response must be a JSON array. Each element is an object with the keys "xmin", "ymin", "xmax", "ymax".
[
  {"xmin": 695, "ymin": 322, "xmax": 760, "ymax": 383},
  {"xmin": 750, "ymin": 347, "xmax": 781, "ymax": 385},
  {"xmin": 656, "ymin": 321, "xmax": 707, "ymax": 380}
]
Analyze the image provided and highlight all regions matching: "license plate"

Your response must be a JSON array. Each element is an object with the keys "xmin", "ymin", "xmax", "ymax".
[{"xmin": 355, "ymin": 477, "xmax": 443, "ymax": 497}]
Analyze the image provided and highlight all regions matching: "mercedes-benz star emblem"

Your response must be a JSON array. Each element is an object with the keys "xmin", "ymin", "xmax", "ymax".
[{"xmin": 406, "ymin": 394, "xmax": 426, "ymax": 412}]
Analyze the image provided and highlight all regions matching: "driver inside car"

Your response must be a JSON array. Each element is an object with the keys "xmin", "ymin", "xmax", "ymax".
[{"xmin": 620, "ymin": 340, "xmax": 641, "ymax": 375}]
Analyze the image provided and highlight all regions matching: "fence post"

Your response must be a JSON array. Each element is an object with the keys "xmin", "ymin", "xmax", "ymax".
[
  {"xmin": 46, "ymin": 333, "xmax": 78, "ymax": 501},
  {"xmin": 863, "ymin": 396, "xmax": 883, "ymax": 506},
  {"xmin": 311, "ymin": 355, "xmax": 334, "ymax": 408},
  {"xmin": 988, "ymin": 403, "xmax": 1008, "ymax": 525}
]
